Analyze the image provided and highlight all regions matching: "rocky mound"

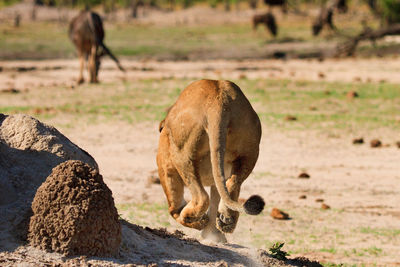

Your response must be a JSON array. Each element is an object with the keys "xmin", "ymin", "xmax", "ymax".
[
  {"xmin": 0, "ymin": 113, "xmax": 98, "ymax": 250},
  {"xmin": 28, "ymin": 160, "xmax": 121, "ymax": 256}
]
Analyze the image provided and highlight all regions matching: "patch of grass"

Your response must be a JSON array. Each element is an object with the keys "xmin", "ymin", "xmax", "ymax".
[
  {"xmin": 1, "ymin": 78, "xmax": 398, "ymax": 132},
  {"xmin": 358, "ymin": 227, "xmax": 400, "ymax": 237},
  {"xmin": 0, "ymin": 15, "xmax": 379, "ymax": 60},
  {"xmin": 319, "ymin": 247, "xmax": 337, "ymax": 254},
  {"xmin": 117, "ymin": 202, "xmax": 171, "ymax": 228},
  {"xmin": 362, "ymin": 246, "xmax": 383, "ymax": 256},
  {"xmin": 237, "ymin": 79, "xmax": 400, "ymax": 131},
  {"xmin": 269, "ymin": 242, "xmax": 290, "ymax": 260},
  {"xmin": 252, "ymin": 171, "xmax": 275, "ymax": 180},
  {"xmin": 343, "ymin": 247, "xmax": 384, "ymax": 257}
]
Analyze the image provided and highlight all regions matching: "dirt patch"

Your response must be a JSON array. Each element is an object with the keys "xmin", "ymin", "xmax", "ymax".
[
  {"xmin": 28, "ymin": 160, "xmax": 121, "ymax": 256},
  {"xmin": 1, "ymin": 59, "xmax": 400, "ymax": 265}
]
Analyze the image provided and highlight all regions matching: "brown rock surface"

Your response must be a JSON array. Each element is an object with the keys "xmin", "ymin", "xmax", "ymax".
[{"xmin": 28, "ymin": 160, "xmax": 121, "ymax": 256}]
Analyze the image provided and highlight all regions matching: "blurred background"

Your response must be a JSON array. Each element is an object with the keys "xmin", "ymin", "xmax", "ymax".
[{"xmin": 1, "ymin": 0, "xmax": 400, "ymax": 61}]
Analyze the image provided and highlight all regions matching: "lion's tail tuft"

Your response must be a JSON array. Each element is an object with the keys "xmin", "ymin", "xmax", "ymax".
[{"xmin": 243, "ymin": 195, "xmax": 265, "ymax": 215}]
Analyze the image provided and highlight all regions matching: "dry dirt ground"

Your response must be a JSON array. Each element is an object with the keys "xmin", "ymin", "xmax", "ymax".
[{"xmin": 0, "ymin": 58, "xmax": 399, "ymax": 266}]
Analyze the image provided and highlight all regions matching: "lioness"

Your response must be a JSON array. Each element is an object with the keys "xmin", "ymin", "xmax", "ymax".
[{"xmin": 157, "ymin": 79, "xmax": 264, "ymax": 243}]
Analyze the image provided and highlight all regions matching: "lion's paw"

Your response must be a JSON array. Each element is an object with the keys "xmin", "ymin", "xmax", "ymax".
[
  {"xmin": 216, "ymin": 214, "xmax": 237, "ymax": 233},
  {"xmin": 180, "ymin": 214, "xmax": 209, "ymax": 230}
]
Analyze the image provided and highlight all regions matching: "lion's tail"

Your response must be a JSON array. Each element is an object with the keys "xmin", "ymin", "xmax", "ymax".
[{"xmin": 208, "ymin": 101, "xmax": 264, "ymax": 216}]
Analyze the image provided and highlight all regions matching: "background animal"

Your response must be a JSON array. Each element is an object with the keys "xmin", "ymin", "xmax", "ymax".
[
  {"xmin": 312, "ymin": 0, "xmax": 348, "ymax": 36},
  {"xmin": 252, "ymin": 12, "xmax": 278, "ymax": 37},
  {"xmin": 264, "ymin": 0, "xmax": 287, "ymax": 13},
  {"xmin": 69, "ymin": 10, "xmax": 124, "ymax": 84},
  {"xmin": 157, "ymin": 79, "xmax": 265, "ymax": 243}
]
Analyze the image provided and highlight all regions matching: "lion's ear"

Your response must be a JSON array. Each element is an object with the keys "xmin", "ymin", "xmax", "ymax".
[{"xmin": 159, "ymin": 119, "xmax": 165, "ymax": 132}]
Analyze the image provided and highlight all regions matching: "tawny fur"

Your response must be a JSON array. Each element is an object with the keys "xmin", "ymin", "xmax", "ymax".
[
  {"xmin": 69, "ymin": 10, "xmax": 124, "ymax": 84},
  {"xmin": 157, "ymin": 79, "xmax": 264, "ymax": 243}
]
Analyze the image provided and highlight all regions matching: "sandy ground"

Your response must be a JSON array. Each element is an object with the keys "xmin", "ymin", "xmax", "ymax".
[
  {"xmin": 0, "ymin": 58, "xmax": 400, "ymax": 266},
  {"xmin": 1, "ymin": 3, "xmax": 399, "ymax": 266},
  {"xmin": 2, "ymin": 57, "xmax": 400, "ymax": 91}
]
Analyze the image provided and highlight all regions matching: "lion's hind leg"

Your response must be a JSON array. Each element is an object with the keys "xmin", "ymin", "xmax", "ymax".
[
  {"xmin": 217, "ymin": 155, "xmax": 259, "ymax": 233},
  {"xmin": 176, "ymin": 174, "xmax": 210, "ymax": 230},
  {"xmin": 158, "ymin": 152, "xmax": 209, "ymax": 230},
  {"xmin": 201, "ymin": 185, "xmax": 227, "ymax": 243},
  {"xmin": 171, "ymin": 155, "xmax": 210, "ymax": 230}
]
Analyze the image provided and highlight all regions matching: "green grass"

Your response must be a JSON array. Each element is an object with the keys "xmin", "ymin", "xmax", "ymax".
[
  {"xmin": 241, "ymin": 79, "xmax": 400, "ymax": 131},
  {"xmin": 1, "ymin": 78, "xmax": 399, "ymax": 132},
  {"xmin": 358, "ymin": 227, "xmax": 400, "ymax": 237},
  {"xmin": 117, "ymin": 202, "xmax": 171, "ymax": 228},
  {"xmin": 0, "ymin": 22, "xmax": 75, "ymax": 59},
  {"xmin": 0, "ymin": 15, "xmax": 381, "ymax": 60}
]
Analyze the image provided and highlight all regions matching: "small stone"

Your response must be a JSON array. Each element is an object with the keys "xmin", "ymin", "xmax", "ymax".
[
  {"xmin": 370, "ymin": 139, "xmax": 382, "ymax": 148},
  {"xmin": 299, "ymin": 195, "xmax": 307, "ymax": 199},
  {"xmin": 346, "ymin": 91, "xmax": 359, "ymax": 99},
  {"xmin": 321, "ymin": 203, "xmax": 330, "ymax": 210},
  {"xmin": 147, "ymin": 170, "xmax": 160, "ymax": 185},
  {"xmin": 352, "ymin": 138, "xmax": 364, "ymax": 144},
  {"xmin": 1, "ymin": 88, "xmax": 20, "ymax": 94},
  {"xmin": 298, "ymin": 172, "xmax": 310, "ymax": 179},
  {"xmin": 284, "ymin": 115, "xmax": 297, "ymax": 121},
  {"xmin": 270, "ymin": 208, "xmax": 290, "ymax": 220}
]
